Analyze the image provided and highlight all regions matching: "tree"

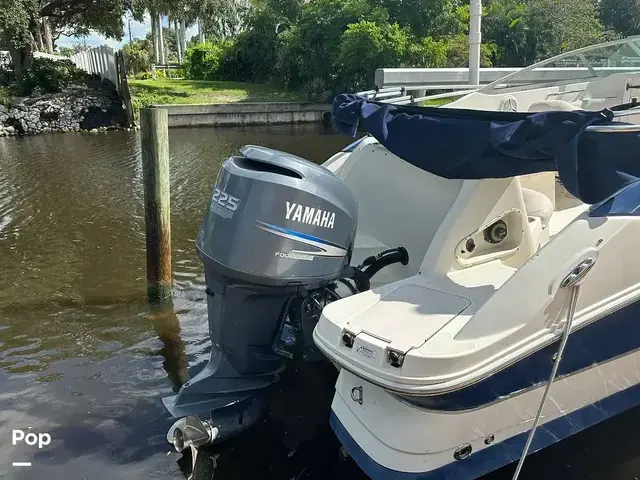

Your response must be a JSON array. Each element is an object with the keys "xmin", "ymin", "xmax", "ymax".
[
  {"xmin": 145, "ymin": 26, "xmax": 177, "ymax": 62},
  {"xmin": 599, "ymin": 0, "xmax": 640, "ymax": 38},
  {"xmin": 122, "ymin": 39, "xmax": 153, "ymax": 73},
  {"xmin": 57, "ymin": 43, "xmax": 90, "ymax": 57},
  {"xmin": 373, "ymin": 0, "xmax": 463, "ymax": 38},
  {"xmin": 0, "ymin": 0, "xmax": 35, "ymax": 78},
  {"xmin": 334, "ymin": 21, "xmax": 411, "ymax": 91},
  {"xmin": 200, "ymin": 0, "xmax": 252, "ymax": 41},
  {"xmin": 484, "ymin": 0, "xmax": 604, "ymax": 66},
  {"xmin": 283, "ymin": 0, "xmax": 389, "ymax": 88},
  {"xmin": 0, "ymin": 0, "xmax": 127, "ymax": 80}
]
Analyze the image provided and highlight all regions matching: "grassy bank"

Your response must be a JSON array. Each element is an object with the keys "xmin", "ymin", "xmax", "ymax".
[{"xmin": 128, "ymin": 78, "xmax": 306, "ymax": 112}]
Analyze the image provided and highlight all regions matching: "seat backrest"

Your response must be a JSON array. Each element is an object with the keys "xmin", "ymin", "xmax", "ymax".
[
  {"xmin": 519, "ymin": 172, "xmax": 556, "ymax": 210},
  {"xmin": 528, "ymin": 99, "xmax": 579, "ymax": 112}
]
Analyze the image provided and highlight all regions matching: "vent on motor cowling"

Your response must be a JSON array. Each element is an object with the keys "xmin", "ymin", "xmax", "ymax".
[{"xmin": 232, "ymin": 157, "xmax": 303, "ymax": 179}]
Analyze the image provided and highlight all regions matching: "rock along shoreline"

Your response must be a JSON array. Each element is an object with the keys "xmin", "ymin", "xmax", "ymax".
[{"xmin": 0, "ymin": 79, "xmax": 129, "ymax": 137}]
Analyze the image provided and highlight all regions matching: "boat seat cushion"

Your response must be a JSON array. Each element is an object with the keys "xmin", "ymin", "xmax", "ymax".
[
  {"xmin": 522, "ymin": 188, "xmax": 553, "ymax": 228},
  {"xmin": 528, "ymin": 100, "xmax": 580, "ymax": 112}
]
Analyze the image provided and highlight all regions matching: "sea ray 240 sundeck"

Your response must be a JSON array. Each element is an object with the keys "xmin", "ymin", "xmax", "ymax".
[
  {"xmin": 164, "ymin": 36, "xmax": 640, "ymax": 480},
  {"xmin": 313, "ymin": 35, "xmax": 640, "ymax": 479}
]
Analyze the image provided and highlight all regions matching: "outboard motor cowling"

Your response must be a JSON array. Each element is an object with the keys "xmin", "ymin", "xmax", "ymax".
[
  {"xmin": 197, "ymin": 145, "xmax": 358, "ymax": 284},
  {"xmin": 163, "ymin": 145, "xmax": 361, "ymax": 446}
]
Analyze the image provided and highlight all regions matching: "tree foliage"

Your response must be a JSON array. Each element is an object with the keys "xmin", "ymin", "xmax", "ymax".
[
  {"xmin": 373, "ymin": 0, "xmax": 464, "ymax": 38},
  {"xmin": 334, "ymin": 21, "xmax": 411, "ymax": 91},
  {"xmin": 598, "ymin": 0, "xmax": 640, "ymax": 38},
  {"xmin": 183, "ymin": 41, "xmax": 234, "ymax": 80},
  {"xmin": 484, "ymin": 0, "xmax": 604, "ymax": 66},
  {"xmin": 121, "ymin": 39, "xmax": 153, "ymax": 74},
  {"xmin": 0, "ymin": 0, "xmax": 128, "ymax": 78},
  {"xmin": 57, "ymin": 43, "xmax": 91, "ymax": 57},
  {"xmin": 200, "ymin": 0, "xmax": 252, "ymax": 40}
]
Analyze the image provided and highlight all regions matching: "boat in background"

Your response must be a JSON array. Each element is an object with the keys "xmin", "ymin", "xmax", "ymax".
[{"xmin": 312, "ymin": 36, "xmax": 640, "ymax": 479}]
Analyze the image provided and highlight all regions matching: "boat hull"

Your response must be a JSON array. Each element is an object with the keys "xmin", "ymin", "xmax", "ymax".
[{"xmin": 331, "ymin": 346, "xmax": 640, "ymax": 479}]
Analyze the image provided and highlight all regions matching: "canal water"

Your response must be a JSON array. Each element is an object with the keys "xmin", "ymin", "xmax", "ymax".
[{"xmin": 0, "ymin": 125, "xmax": 638, "ymax": 480}]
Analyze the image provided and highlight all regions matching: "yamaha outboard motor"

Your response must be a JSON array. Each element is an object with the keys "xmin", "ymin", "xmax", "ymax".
[{"xmin": 164, "ymin": 145, "xmax": 408, "ymax": 454}]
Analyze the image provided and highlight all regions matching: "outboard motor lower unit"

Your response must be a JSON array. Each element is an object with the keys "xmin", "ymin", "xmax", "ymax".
[{"xmin": 163, "ymin": 145, "xmax": 380, "ymax": 450}]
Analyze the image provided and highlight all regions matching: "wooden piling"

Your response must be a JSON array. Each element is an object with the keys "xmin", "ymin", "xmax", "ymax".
[{"xmin": 140, "ymin": 108, "xmax": 172, "ymax": 301}]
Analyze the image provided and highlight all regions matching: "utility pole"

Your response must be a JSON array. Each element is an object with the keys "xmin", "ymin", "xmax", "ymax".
[
  {"xmin": 128, "ymin": 17, "xmax": 132, "ymax": 43},
  {"xmin": 469, "ymin": 0, "xmax": 482, "ymax": 86}
]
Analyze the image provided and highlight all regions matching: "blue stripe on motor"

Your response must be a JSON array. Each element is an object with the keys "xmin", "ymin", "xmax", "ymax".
[
  {"xmin": 401, "ymin": 299, "xmax": 640, "ymax": 412},
  {"xmin": 331, "ymin": 381, "xmax": 640, "ymax": 480},
  {"xmin": 260, "ymin": 222, "xmax": 346, "ymax": 250}
]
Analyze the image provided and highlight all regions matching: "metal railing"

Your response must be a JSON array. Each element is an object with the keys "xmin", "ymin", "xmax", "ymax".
[
  {"xmin": 355, "ymin": 86, "xmax": 475, "ymax": 105},
  {"xmin": 374, "ymin": 66, "xmax": 640, "ymax": 90}
]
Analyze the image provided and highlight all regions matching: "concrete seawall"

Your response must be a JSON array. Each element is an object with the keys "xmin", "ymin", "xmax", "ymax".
[{"xmin": 152, "ymin": 103, "xmax": 332, "ymax": 127}]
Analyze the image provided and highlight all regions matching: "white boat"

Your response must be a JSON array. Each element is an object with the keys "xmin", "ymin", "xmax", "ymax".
[{"xmin": 312, "ymin": 36, "xmax": 640, "ymax": 479}]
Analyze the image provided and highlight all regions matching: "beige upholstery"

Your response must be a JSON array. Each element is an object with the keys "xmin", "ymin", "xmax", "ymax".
[
  {"xmin": 522, "ymin": 188, "xmax": 553, "ymax": 228},
  {"xmin": 528, "ymin": 100, "xmax": 579, "ymax": 112},
  {"xmin": 520, "ymin": 172, "xmax": 556, "ymax": 210}
]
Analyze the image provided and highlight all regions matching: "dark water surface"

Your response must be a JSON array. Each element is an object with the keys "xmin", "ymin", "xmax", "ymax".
[{"xmin": 0, "ymin": 125, "xmax": 638, "ymax": 480}]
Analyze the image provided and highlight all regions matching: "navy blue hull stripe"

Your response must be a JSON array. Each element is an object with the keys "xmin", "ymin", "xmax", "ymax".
[
  {"xmin": 402, "ymin": 299, "xmax": 640, "ymax": 411},
  {"xmin": 331, "ymin": 381, "xmax": 640, "ymax": 480}
]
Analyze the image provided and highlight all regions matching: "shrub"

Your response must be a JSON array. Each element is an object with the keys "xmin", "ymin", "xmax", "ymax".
[
  {"xmin": 441, "ymin": 34, "xmax": 496, "ymax": 68},
  {"xmin": 301, "ymin": 77, "xmax": 334, "ymax": 103},
  {"xmin": 218, "ymin": 29, "xmax": 277, "ymax": 83},
  {"xmin": 273, "ymin": 26, "xmax": 305, "ymax": 88},
  {"xmin": 133, "ymin": 71, "xmax": 153, "ymax": 80},
  {"xmin": 122, "ymin": 39, "xmax": 152, "ymax": 75},
  {"xmin": 18, "ymin": 58, "xmax": 92, "ymax": 95},
  {"xmin": 215, "ymin": 1, "xmax": 292, "ymax": 84},
  {"xmin": 334, "ymin": 21, "xmax": 411, "ymax": 91},
  {"xmin": 0, "ymin": 64, "xmax": 15, "ymax": 87},
  {"xmin": 183, "ymin": 41, "xmax": 234, "ymax": 81},
  {"xmin": 407, "ymin": 37, "xmax": 448, "ymax": 68},
  {"xmin": 283, "ymin": 0, "xmax": 390, "ymax": 89},
  {"xmin": 0, "ymin": 86, "xmax": 13, "ymax": 105}
]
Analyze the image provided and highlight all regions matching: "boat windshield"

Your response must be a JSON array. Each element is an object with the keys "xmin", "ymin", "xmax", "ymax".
[{"xmin": 480, "ymin": 36, "xmax": 640, "ymax": 94}]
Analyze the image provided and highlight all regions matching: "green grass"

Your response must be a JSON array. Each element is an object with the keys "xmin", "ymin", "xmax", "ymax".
[
  {"xmin": 419, "ymin": 97, "xmax": 455, "ymax": 107},
  {"xmin": 128, "ymin": 78, "xmax": 306, "ymax": 111}
]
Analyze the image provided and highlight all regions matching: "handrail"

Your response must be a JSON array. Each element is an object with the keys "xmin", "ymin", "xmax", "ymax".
[
  {"xmin": 586, "ymin": 123, "xmax": 640, "ymax": 132},
  {"xmin": 412, "ymin": 90, "xmax": 478, "ymax": 103}
]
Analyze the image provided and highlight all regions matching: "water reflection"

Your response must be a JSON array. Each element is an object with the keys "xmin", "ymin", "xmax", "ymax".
[
  {"xmin": 149, "ymin": 301, "xmax": 190, "ymax": 393},
  {"xmin": 0, "ymin": 124, "xmax": 355, "ymax": 479}
]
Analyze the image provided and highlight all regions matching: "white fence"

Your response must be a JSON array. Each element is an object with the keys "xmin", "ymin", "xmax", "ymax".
[
  {"xmin": 70, "ymin": 46, "xmax": 118, "ymax": 87},
  {"xmin": 0, "ymin": 47, "xmax": 118, "ymax": 89}
]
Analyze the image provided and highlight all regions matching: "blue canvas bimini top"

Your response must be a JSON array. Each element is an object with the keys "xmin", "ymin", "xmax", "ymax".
[{"xmin": 332, "ymin": 93, "xmax": 640, "ymax": 204}]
